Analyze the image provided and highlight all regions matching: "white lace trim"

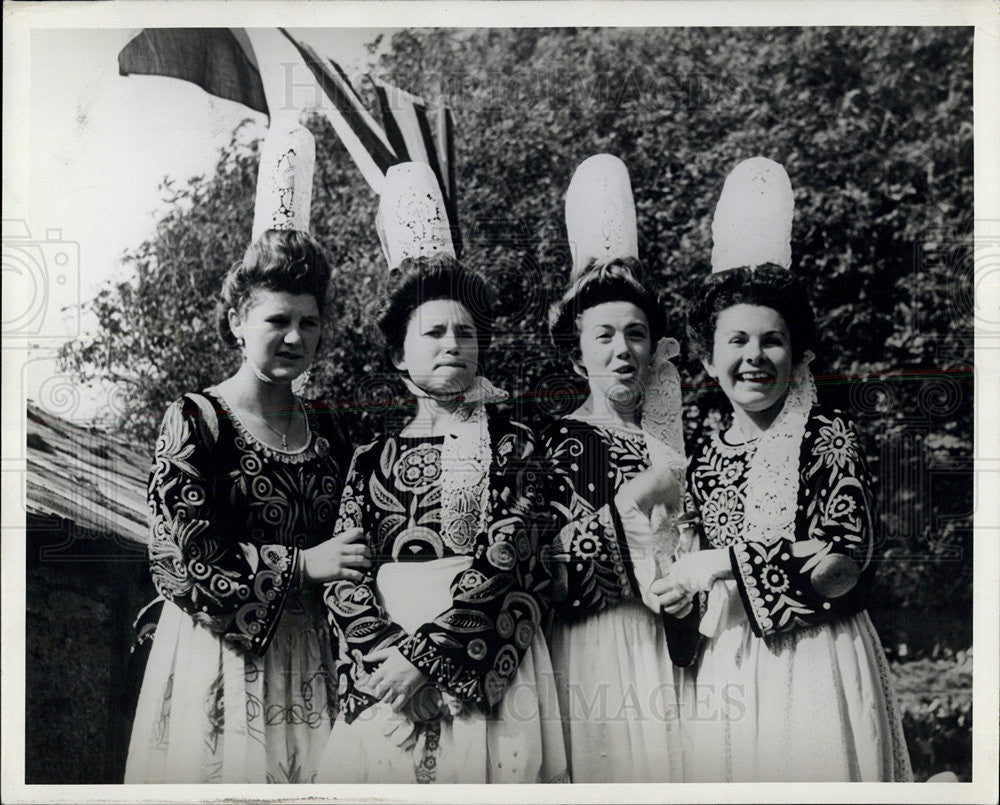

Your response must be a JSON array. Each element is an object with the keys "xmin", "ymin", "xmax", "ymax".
[
  {"xmin": 402, "ymin": 376, "xmax": 508, "ymax": 555},
  {"xmin": 741, "ymin": 353, "xmax": 817, "ymax": 546},
  {"xmin": 640, "ymin": 337, "xmax": 688, "ymax": 567},
  {"xmin": 641, "ymin": 337, "xmax": 685, "ymax": 460}
]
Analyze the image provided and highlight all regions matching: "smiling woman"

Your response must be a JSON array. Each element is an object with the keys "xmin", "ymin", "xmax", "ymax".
[
  {"xmin": 674, "ymin": 157, "xmax": 911, "ymax": 783},
  {"xmin": 687, "ymin": 264, "xmax": 819, "ymax": 447},
  {"xmin": 703, "ymin": 302, "xmax": 795, "ymax": 433}
]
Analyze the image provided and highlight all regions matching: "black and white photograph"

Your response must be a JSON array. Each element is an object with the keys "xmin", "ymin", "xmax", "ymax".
[{"xmin": 3, "ymin": 1, "xmax": 998, "ymax": 803}]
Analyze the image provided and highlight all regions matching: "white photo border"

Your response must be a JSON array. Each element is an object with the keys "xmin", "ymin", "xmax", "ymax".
[{"xmin": 3, "ymin": 2, "xmax": 998, "ymax": 803}]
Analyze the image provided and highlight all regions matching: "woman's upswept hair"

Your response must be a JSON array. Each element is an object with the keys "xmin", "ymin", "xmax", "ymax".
[
  {"xmin": 548, "ymin": 257, "xmax": 667, "ymax": 357},
  {"xmin": 685, "ymin": 264, "xmax": 815, "ymax": 362},
  {"xmin": 217, "ymin": 228, "xmax": 333, "ymax": 347},
  {"xmin": 376, "ymin": 253, "xmax": 496, "ymax": 368}
]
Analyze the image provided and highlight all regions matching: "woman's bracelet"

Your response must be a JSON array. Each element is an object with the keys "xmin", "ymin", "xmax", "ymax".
[{"xmin": 294, "ymin": 549, "xmax": 307, "ymax": 590}]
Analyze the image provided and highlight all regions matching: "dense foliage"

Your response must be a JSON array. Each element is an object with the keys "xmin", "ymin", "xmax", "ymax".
[
  {"xmin": 891, "ymin": 650, "xmax": 973, "ymax": 781},
  {"xmin": 61, "ymin": 27, "xmax": 973, "ymax": 638}
]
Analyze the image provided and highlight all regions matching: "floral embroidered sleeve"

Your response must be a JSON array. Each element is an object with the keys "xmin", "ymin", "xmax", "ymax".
[
  {"xmin": 730, "ymin": 410, "xmax": 876, "ymax": 637},
  {"xmin": 147, "ymin": 397, "xmax": 297, "ymax": 655},
  {"xmin": 541, "ymin": 422, "xmax": 639, "ymax": 618},
  {"xmin": 322, "ymin": 442, "xmax": 408, "ymax": 723},
  {"xmin": 395, "ymin": 418, "xmax": 549, "ymax": 712},
  {"xmin": 683, "ymin": 436, "xmax": 715, "ymax": 548}
]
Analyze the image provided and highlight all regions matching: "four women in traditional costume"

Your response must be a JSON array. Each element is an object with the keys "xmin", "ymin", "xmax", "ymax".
[{"xmin": 128, "ymin": 125, "xmax": 912, "ymax": 783}]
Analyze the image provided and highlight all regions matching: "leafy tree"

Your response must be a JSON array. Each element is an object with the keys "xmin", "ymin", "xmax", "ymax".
[{"xmin": 60, "ymin": 27, "xmax": 973, "ymax": 634}]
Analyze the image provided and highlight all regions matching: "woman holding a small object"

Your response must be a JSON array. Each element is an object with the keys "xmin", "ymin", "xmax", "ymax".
[
  {"xmin": 667, "ymin": 157, "xmax": 912, "ymax": 782},
  {"xmin": 541, "ymin": 155, "xmax": 699, "ymax": 783}
]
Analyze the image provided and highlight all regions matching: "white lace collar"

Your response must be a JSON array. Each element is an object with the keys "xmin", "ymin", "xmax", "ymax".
[{"xmin": 401, "ymin": 375, "xmax": 509, "ymax": 554}]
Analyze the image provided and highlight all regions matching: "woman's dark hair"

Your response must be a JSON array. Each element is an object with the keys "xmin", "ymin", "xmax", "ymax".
[
  {"xmin": 685, "ymin": 264, "xmax": 815, "ymax": 362},
  {"xmin": 376, "ymin": 253, "xmax": 496, "ymax": 369},
  {"xmin": 548, "ymin": 257, "xmax": 667, "ymax": 356},
  {"xmin": 217, "ymin": 228, "xmax": 333, "ymax": 347}
]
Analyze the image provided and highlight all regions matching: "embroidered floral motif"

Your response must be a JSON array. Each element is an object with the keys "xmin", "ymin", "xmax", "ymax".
[
  {"xmin": 813, "ymin": 416, "xmax": 856, "ymax": 470},
  {"xmin": 826, "ymin": 490, "xmax": 858, "ymax": 522},
  {"xmin": 147, "ymin": 393, "xmax": 350, "ymax": 655},
  {"xmin": 717, "ymin": 455, "xmax": 747, "ymax": 487},
  {"xmin": 572, "ymin": 533, "xmax": 599, "ymax": 558},
  {"xmin": 493, "ymin": 644, "xmax": 519, "ymax": 677},
  {"xmin": 761, "ymin": 564, "xmax": 790, "ymax": 594},
  {"xmin": 701, "ymin": 487, "xmax": 745, "ymax": 546},
  {"xmin": 543, "ymin": 419, "xmax": 647, "ymax": 616},
  {"xmin": 689, "ymin": 407, "xmax": 877, "ymax": 637},
  {"xmin": 456, "ymin": 569, "xmax": 488, "ymax": 592},
  {"xmin": 395, "ymin": 444, "xmax": 442, "ymax": 491},
  {"xmin": 324, "ymin": 416, "xmax": 545, "ymax": 719}
]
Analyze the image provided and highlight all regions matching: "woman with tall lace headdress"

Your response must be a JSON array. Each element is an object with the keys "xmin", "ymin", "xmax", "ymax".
[
  {"xmin": 126, "ymin": 124, "xmax": 366, "ymax": 783},
  {"xmin": 668, "ymin": 157, "xmax": 912, "ymax": 781},
  {"xmin": 317, "ymin": 163, "xmax": 567, "ymax": 784},
  {"xmin": 541, "ymin": 155, "xmax": 699, "ymax": 782}
]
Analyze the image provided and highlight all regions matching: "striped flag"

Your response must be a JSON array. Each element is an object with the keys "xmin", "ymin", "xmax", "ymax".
[{"xmin": 117, "ymin": 27, "xmax": 459, "ymax": 249}]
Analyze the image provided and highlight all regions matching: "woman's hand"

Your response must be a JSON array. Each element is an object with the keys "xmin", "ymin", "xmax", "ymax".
[
  {"xmin": 648, "ymin": 575, "xmax": 695, "ymax": 617},
  {"xmin": 381, "ymin": 708, "xmax": 419, "ymax": 749},
  {"xmin": 664, "ymin": 548, "xmax": 733, "ymax": 594},
  {"xmin": 363, "ymin": 646, "xmax": 430, "ymax": 712},
  {"xmin": 301, "ymin": 527, "xmax": 371, "ymax": 584},
  {"xmin": 621, "ymin": 466, "xmax": 680, "ymax": 519}
]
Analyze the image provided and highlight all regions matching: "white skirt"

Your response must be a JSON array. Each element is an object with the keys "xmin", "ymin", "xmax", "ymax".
[
  {"xmin": 548, "ymin": 599, "xmax": 691, "ymax": 783},
  {"xmin": 318, "ymin": 557, "xmax": 568, "ymax": 783},
  {"xmin": 125, "ymin": 591, "xmax": 336, "ymax": 783},
  {"xmin": 685, "ymin": 580, "xmax": 913, "ymax": 782}
]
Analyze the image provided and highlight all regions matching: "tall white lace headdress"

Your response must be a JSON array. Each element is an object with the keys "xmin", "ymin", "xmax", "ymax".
[
  {"xmin": 378, "ymin": 162, "xmax": 506, "ymax": 555},
  {"xmin": 251, "ymin": 120, "xmax": 316, "ymax": 240},
  {"xmin": 710, "ymin": 156, "xmax": 794, "ymax": 276},
  {"xmin": 377, "ymin": 161, "xmax": 456, "ymax": 271},
  {"xmin": 564, "ymin": 154, "xmax": 687, "ymax": 562},
  {"xmin": 696, "ymin": 157, "xmax": 819, "ymax": 638},
  {"xmin": 565, "ymin": 154, "xmax": 640, "ymax": 282}
]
